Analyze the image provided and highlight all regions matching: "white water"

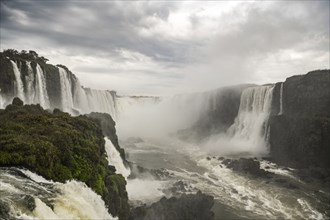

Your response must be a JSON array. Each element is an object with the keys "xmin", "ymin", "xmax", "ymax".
[
  {"xmin": 204, "ymin": 85, "xmax": 274, "ymax": 156},
  {"xmin": 10, "ymin": 60, "xmax": 25, "ymax": 102},
  {"xmin": 24, "ymin": 61, "xmax": 35, "ymax": 104},
  {"xmin": 279, "ymin": 82, "xmax": 284, "ymax": 115},
  {"xmin": 0, "ymin": 92, "xmax": 4, "ymax": 108},
  {"xmin": 58, "ymin": 67, "xmax": 74, "ymax": 112},
  {"xmin": 35, "ymin": 64, "xmax": 50, "ymax": 109},
  {"xmin": 105, "ymin": 138, "xmax": 131, "ymax": 178},
  {"xmin": 83, "ymin": 89, "xmax": 117, "ymax": 118},
  {"xmin": 0, "ymin": 168, "xmax": 117, "ymax": 220}
]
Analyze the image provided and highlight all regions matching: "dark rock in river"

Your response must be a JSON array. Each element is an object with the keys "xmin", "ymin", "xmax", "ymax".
[
  {"xmin": 222, "ymin": 158, "xmax": 272, "ymax": 178},
  {"xmin": 129, "ymin": 191, "xmax": 214, "ymax": 220}
]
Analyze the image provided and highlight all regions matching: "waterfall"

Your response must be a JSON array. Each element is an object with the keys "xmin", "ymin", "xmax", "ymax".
[
  {"xmin": 278, "ymin": 82, "xmax": 284, "ymax": 115},
  {"xmin": 58, "ymin": 67, "xmax": 74, "ymax": 112},
  {"xmin": 84, "ymin": 89, "xmax": 117, "ymax": 119},
  {"xmin": 104, "ymin": 138, "xmax": 130, "ymax": 178},
  {"xmin": 73, "ymin": 80, "xmax": 89, "ymax": 113},
  {"xmin": 10, "ymin": 60, "xmax": 25, "ymax": 102},
  {"xmin": 35, "ymin": 64, "xmax": 50, "ymax": 109},
  {"xmin": 25, "ymin": 61, "xmax": 35, "ymax": 104},
  {"xmin": 228, "ymin": 85, "xmax": 274, "ymax": 153},
  {"xmin": 0, "ymin": 92, "xmax": 4, "ymax": 108},
  {"xmin": 0, "ymin": 168, "xmax": 117, "ymax": 220}
]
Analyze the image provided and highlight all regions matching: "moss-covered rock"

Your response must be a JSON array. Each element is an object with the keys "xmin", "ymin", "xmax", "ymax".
[
  {"xmin": 0, "ymin": 98, "xmax": 129, "ymax": 219},
  {"xmin": 86, "ymin": 112, "xmax": 127, "ymax": 163}
]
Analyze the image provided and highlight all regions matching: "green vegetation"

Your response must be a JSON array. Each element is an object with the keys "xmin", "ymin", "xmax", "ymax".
[
  {"xmin": 1, "ymin": 49, "xmax": 48, "ymax": 64},
  {"xmin": 0, "ymin": 98, "xmax": 129, "ymax": 219}
]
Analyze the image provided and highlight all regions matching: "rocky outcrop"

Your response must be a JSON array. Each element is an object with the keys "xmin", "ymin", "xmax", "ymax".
[
  {"xmin": 269, "ymin": 70, "xmax": 330, "ymax": 169},
  {"xmin": 86, "ymin": 112, "xmax": 128, "ymax": 164},
  {"xmin": 129, "ymin": 191, "xmax": 214, "ymax": 220},
  {"xmin": 269, "ymin": 115, "xmax": 330, "ymax": 168},
  {"xmin": 272, "ymin": 70, "xmax": 330, "ymax": 117},
  {"xmin": 0, "ymin": 98, "xmax": 129, "ymax": 219},
  {"xmin": 221, "ymin": 158, "xmax": 272, "ymax": 178}
]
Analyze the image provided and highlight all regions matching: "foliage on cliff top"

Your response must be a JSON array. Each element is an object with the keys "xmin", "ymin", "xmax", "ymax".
[
  {"xmin": 0, "ymin": 98, "xmax": 129, "ymax": 219},
  {"xmin": 1, "ymin": 49, "xmax": 49, "ymax": 64}
]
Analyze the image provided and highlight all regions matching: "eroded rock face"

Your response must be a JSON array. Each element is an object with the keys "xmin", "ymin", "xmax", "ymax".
[
  {"xmin": 129, "ymin": 191, "xmax": 214, "ymax": 220},
  {"xmin": 269, "ymin": 116, "xmax": 330, "ymax": 168},
  {"xmin": 269, "ymin": 70, "xmax": 330, "ymax": 169},
  {"xmin": 86, "ymin": 112, "xmax": 128, "ymax": 164}
]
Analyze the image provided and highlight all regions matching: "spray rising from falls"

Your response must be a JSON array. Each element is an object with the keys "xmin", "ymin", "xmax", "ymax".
[{"xmin": 205, "ymin": 85, "xmax": 274, "ymax": 156}]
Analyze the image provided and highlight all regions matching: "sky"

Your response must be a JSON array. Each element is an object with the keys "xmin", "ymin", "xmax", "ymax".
[{"xmin": 1, "ymin": 0, "xmax": 329, "ymax": 96}]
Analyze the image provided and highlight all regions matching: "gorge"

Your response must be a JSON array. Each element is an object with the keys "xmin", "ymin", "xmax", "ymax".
[{"xmin": 0, "ymin": 51, "xmax": 329, "ymax": 219}]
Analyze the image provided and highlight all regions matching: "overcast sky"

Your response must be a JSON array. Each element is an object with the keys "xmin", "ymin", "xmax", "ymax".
[{"xmin": 1, "ymin": 0, "xmax": 329, "ymax": 95}]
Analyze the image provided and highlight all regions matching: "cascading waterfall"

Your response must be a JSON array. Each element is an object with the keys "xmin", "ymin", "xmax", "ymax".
[
  {"xmin": 24, "ymin": 61, "xmax": 36, "ymax": 104},
  {"xmin": 35, "ymin": 64, "xmax": 50, "ymax": 109},
  {"xmin": 84, "ymin": 89, "xmax": 117, "ymax": 119},
  {"xmin": 104, "ymin": 138, "xmax": 130, "ymax": 178},
  {"xmin": 0, "ymin": 168, "xmax": 117, "ymax": 220},
  {"xmin": 10, "ymin": 60, "xmax": 25, "ymax": 102},
  {"xmin": 72, "ymin": 80, "xmax": 89, "ymax": 113},
  {"xmin": 58, "ymin": 67, "xmax": 74, "ymax": 112},
  {"xmin": 2, "ymin": 58, "xmax": 118, "ymax": 120},
  {"xmin": 278, "ymin": 82, "xmax": 284, "ymax": 115},
  {"xmin": 0, "ymin": 92, "xmax": 4, "ymax": 108},
  {"xmin": 228, "ymin": 85, "xmax": 274, "ymax": 153}
]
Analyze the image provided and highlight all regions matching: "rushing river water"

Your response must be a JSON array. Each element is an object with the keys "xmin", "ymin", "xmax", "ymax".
[{"xmin": 123, "ymin": 137, "xmax": 330, "ymax": 220}]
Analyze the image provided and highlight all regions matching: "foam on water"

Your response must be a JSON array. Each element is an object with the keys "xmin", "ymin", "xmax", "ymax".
[
  {"xmin": 0, "ymin": 168, "xmax": 117, "ymax": 220},
  {"xmin": 126, "ymin": 178, "xmax": 167, "ymax": 203},
  {"xmin": 192, "ymin": 157, "xmax": 326, "ymax": 219}
]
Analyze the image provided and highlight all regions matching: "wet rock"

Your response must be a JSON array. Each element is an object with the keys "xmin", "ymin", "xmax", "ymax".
[
  {"xmin": 22, "ymin": 195, "xmax": 36, "ymax": 211},
  {"xmin": 129, "ymin": 191, "xmax": 214, "ymax": 220},
  {"xmin": 206, "ymin": 156, "xmax": 211, "ymax": 161},
  {"xmin": 241, "ymin": 196, "xmax": 248, "ymax": 200},
  {"xmin": 0, "ymin": 201, "xmax": 11, "ymax": 220},
  {"xmin": 223, "ymin": 158, "xmax": 272, "ymax": 178},
  {"xmin": 222, "ymin": 159, "xmax": 232, "ymax": 166},
  {"xmin": 218, "ymin": 157, "xmax": 224, "ymax": 161}
]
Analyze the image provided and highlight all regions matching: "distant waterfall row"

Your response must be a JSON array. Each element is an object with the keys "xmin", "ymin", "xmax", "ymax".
[
  {"xmin": 11, "ymin": 60, "xmax": 50, "ymax": 109},
  {"xmin": 0, "ymin": 59, "xmax": 117, "ymax": 119}
]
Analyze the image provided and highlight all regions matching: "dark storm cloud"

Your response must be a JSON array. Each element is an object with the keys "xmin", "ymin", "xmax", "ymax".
[
  {"xmin": 0, "ymin": 0, "xmax": 189, "ymax": 63},
  {"xmin": 0, "ymin": 0, "xmax": 329, "ymax": 95}
]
